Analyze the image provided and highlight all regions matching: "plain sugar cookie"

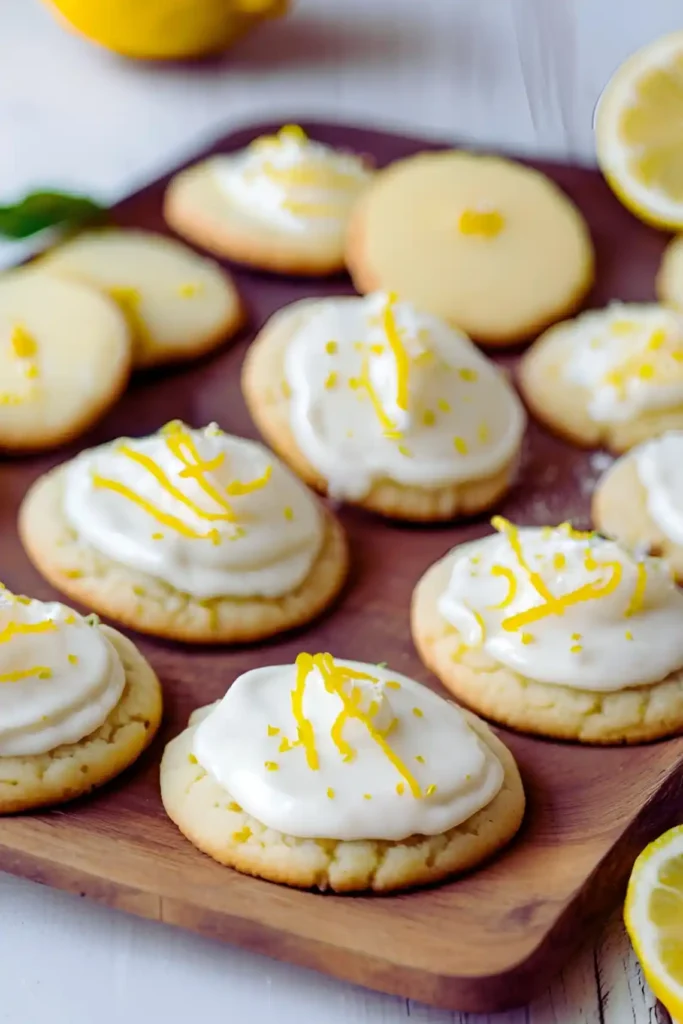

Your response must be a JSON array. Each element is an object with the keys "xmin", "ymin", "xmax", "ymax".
[
  {"xmin": 593, "ymin": 432, "xmax": 683, "ymax": 581},
  {"xmin": 165, "ymin": 124, "xmax": 373, "ymax": 277},
  {"xmin": 412, "ymin": 518, "xmax": 683, "ymax": 744},
  {"xmin": 0, "ymin": 588, "xmax": 162, "ymax": 814},
  {"xmin": 519, "ymin": 302, "xmax": 683, "ymax": 453},
  {"xmin": 19, "ymin": 420, "xmax": 348, "ymax": 644},
  {"xmin": 160, "ymin": 654, "xmax": 524, "ymax": 893},
  {"xmin": 40, "ymin": 228, "xmax": 244, "ymax": 369},
  {"xmin": 0, "ymin": 269, "xmax": 131, "ymax": 453},
  {"xmin": 345, "ymin": 150, "xmax": 594, "ymax": 346},
  {"xmin": 242, "ymin": 292, "xmax": 526, "ymax": 521}
]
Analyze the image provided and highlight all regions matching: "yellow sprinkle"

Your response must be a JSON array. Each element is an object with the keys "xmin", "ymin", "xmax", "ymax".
[
  {"xmin": 625, "ymin": 630, "xmax": 634, "ymax": 640},
  {"xmin": 188, "ymin": 753, "xmax": 198, "ymax": 764},
  {"xmin": 178, "ymin": 282, "xmax": 203, "ymax": 298},
  {"xmin": 412, "ymin": 707, "xmax": 424, "ymax": 718},
  {"xmin": 283, "ymin": 506, "xmax": 294, "ymax": 521},
  {"xmin": 396, "ymin": 782, "xmax": 405, "ymax": 795},
  {"xmin": 64, "ymin": 614, "xmax": 76, "ymax": 625},
  {"xmin": 570, "ymin": 644, "xmax": 583, "ymax": 654},
  {"xmin": 477, "ymin": 422, "xmax": 490, "ymax": 444},
  {"xmin": 453, "ymin": 436, "xmax": 468, "ymax": 455},
  {"xmin": 348, "ymin": 377, "xmax": 360, "ymax": 390},
  {"xmin": 132, "ymin": 585, "xmax": 146, "ymax": 597},
  {"xmin": 571, "ymin": 633, "xmax": 582, "ymax": 641},
  {"xmin": 325, "ymin": 340, "xmax": 338, "ymax": 354},
  {"xmin": 553, "ymin": 553, "xmax": 566, "ymax": 570},
  {"xmin": 386, "ymin": 680, "xmax": 401, "ymax": 690},
  {"xmin": 233, "ymin": 827, "xmax": 252, "ymax": 843},
  {"xmin": 151, "ymin": 532, "xmax": 163, "ymax": 541},
  {"xmin": 459, "ymin": 367, "xmax": 478, "ymax": 382},
  {"xmin": 279, "ymin": 737, "xmax": 292, "ymax": 753},
  {"xmin": 10, "ymin": 324, "xmax": 38, "ymax": 359},
  {"xmin": 422, "ymin": 409, "xmax": 436, "ymax": 426},
  {"xmin": 67, "ymin": 654, "xmax": 78, "ymax": 665},
  {"xmin": 521, "ymin": 633, "xmax": 534, "ymax": 645},
  {"xmin": 326, "ymin": 788, "xmax": 335, "ymax": 799},
  {"xmin": 437, "ymin": 399, "xmax": 451, "ymax": 413},
  {"xmin": 611, "ymin": 319, "xmax": 635, "ymax": 335},
  {"xmin": 415, "ymin": 755, "xmax": 425, "ymax": 764},
  {"xmin": 267, "ymin": 725, "xmax": 280, "ymax": 737},
  {"xmin": 398, "ymin": 444, "xmax": 412, "ymax": 457},
  {"xmin": 265, "ymin": 761, "xmax": 279, "ymax": 771},
  {"xmin": 458, "ymin": 209, "xmax": 505, "ymax": 238},
  {"xmin": 637, "ymin": 363, "xmax": 655, "ymax": 379},
  {"xmin": 24, "ymin": 364, "xmax": 39, "ymax": 380},
  {"xmin": 425, "ymin": 784, "xmax": 437, "ymax": 796},
  {"xmin": 370, "ymin": 343, "xmax": 385, "ymax": 355},
  {"xmin": 228, "ymin": 801, "xmax": 242, "ymax": 812},
  {"xmin": 363, "ymin": 793, "xmax": 372, "ymax": 800},
  {"xmin": 38, "ymin": 669, "xmax": 52, "ymax": 679},
  {"xmin": 647, "ymin": 328, "xmax": 667, "ymax": 350},
  {"xmin": 324, "ymin": 371, "xmax": 338, "ymax": 390}
]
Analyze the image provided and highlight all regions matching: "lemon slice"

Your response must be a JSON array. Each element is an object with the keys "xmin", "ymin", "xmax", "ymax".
[
  {"xmin": 595, "ymin": 31, "xmax": 683, "ymax": 229},
  {"xmin": 624, "ymin": 824, "xmax": 683, "ymax": 1020}
]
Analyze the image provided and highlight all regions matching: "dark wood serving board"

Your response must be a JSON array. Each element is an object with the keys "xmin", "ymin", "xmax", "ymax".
[{"xmin": 1, "ymin": 121, "xmax": 682, "ymax": 1015}]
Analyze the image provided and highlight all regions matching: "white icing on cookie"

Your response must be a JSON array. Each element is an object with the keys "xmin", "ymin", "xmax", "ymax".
[
  {"xmin": 635, "ymin": 431, "xmax": 683, "ymax": 545},
  {"xmin": 214, "ymin": 124, "xmax": 371, "ymax": 235},
  {"xmin": 438, "ymin": 519, "xmax": 683, "ymax": 691},
  {"xmin": 63, "ymin": 422, "xmax": 324, "ymax": 600},
  {"xmin": 560, "ymin": 303, "xmax": 683, "ymax": 422},
  {"xmin": 283, "ymin": 292, "xmax": 526, "ymax": 500},
  {"xmin": 192, "ymin": 653, "xmax": 504, "ymax": 842},
  {"xmin": 0, "ymin": 591, "xmax": 124, "ymax": 757}
]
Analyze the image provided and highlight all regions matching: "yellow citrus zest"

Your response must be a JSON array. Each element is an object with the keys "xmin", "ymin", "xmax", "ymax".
[{"xmin": 458, "ymin": 209, "xmax": 505, "ymax": 238}]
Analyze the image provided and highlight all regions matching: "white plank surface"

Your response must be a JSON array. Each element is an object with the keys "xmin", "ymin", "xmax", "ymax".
[{"xmin": 0, "ymin": 0, "xmax": 680, "ymax": 1021}]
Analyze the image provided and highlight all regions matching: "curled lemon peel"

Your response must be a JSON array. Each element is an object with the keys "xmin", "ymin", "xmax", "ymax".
[
  {"xmin": 0, "ymin": 666, "xmax": 52, "ymax": 684},
  {"xmin": 382, "ymin": 293, "xmax": 410, "ymax": 413},
  {"xmin": 625, "ymin": 561, "xmax": 648, "ymax": 617},
  {"xmin": 488, "ymin": 564, "xmax": 517, "ymax": 609}
]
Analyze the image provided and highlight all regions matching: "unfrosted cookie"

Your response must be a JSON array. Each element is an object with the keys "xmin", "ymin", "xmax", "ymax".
[
  {"xmin": 160, "ymin": 654, "xmax": 524, "ymax": 893},
  {"xmin": 242, "ymin": 292, "xmax": 526, "ymax": 521},
  {"xmin": 345, "ymin": 150, "xmax": 594, "ymax": 346},
  {"xmin": 412, "ymin": 519, "xmax": 683, "ymax": 744},
  {"xmin": 19, "ymin": 420, "xmax": 348, "ymax": 644},
  {"xmin": 593, "ymin": 432, "xmax": 683, "ymax": 581},
  {"xmin": 657, "ymin": 234, "xmax": 683, "ymax": 311},
  {"xmin": 165, "ymin": 125, "xmax": 373, "ymax": 277},
  {"xmin": 0, "ymin": 270, "xmax": 131, "ymax": 453},
  {"xmin": 519, "ymin": 303, "xmax": 683, "ymax": 452},
  {"xmin": 40, "ymin": 228, "xmax": 244, "ymax": 369},
  {"xmin": 0, "ymin": 589, "xmax": 162, "ymax": 813}
]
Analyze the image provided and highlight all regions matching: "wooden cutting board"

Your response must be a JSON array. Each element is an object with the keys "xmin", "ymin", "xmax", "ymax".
[{"xmin": 1, "ymin": 121, "xmax": 682, "ymax": 1015}]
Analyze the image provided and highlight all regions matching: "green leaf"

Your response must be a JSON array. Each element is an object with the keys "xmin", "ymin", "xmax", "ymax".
[{"xmin": 0, "ymin": 191, "xmax": 106, "ymax": 240}]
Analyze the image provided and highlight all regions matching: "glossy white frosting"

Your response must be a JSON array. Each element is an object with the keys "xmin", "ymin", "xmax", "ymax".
[
  {"xmin": 283, "ymin": 292, "xmax": 526, "ymax": 501},
  {"xmin": 192, "ymin": 654, "xmax": 504, "ymax": 841},
  {"xmin": 560, "ymin": 303, "xmax": 683, "ymax": 422},
  {"xmin": 0, "ymin": 591, "xmax": 124, "ymax": 757},
  {"xmin": 64, "ymin": 422, "xmax": 324, "ymax": 600},
  {"xmin": 438, "ymin": 519, "xmax": 683, "ymax": 690},
  {"xmin": 635, "ymin": 431, "xmax": 683, "ymax": 545},
  {"xmin": 214, "ymin": 124, "xmax": 371, "ymax": 235}
]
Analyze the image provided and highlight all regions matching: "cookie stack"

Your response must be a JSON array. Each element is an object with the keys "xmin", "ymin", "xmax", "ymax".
[{"xmin": 5, "ymin": 121, "xmax": 683, "ymax": 900}]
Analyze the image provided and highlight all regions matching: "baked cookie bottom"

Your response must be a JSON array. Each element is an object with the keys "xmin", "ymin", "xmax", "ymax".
[
  {"xmin": 19, "ymin": 466, "xmax": 349, "ymax": 645},
  {"xmin": 160, "ymin": 703, "xmax": 525, "ymax": 893},
  {"xmin": 0, "ymin": 627, "xmax": 162, "ymax": 814},
  {"xmin": 411, "ymin": 553, "xmax": 683, "ymax": 745},
  {"xmin": 518, "ymin": 325, "xmax": 683, "ymax": 453},
  {"xmin": 242, "ymin": 301, "xmax": 520, "ymax": 521},
  {"xmin": 593, "ymin": 454, "xmax": 683, "ymax": 582},
  {"xmin": 164, "ymin": 161, "xmax": 348, "ymax": 277}
]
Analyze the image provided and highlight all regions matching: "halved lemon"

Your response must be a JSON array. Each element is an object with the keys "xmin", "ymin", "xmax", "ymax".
[
  {"xmin": 596, "ymin": 31, "xmax": 683, "ymax": 229},
  {"xmin": 624, "ymin": 824, "xmax": 683, "ymax": 1021}
]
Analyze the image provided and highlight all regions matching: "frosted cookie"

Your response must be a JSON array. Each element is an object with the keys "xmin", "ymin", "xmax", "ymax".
[
  {"xmin": 0, "ymin": 585, "xmax": 161, "ymax": 813},
  {"xmin": 19, "ymin": 420, "xmax": 348, "ymax": 644},
  {"xmin": 0, "ymin": 270, "xmax": 131, "ymax": 453},
  {"xmin": 519, "ymin": 303, "xmax": 683, "ymax": 453},
  {"xmin": 345, "ymin": 150, "xmax": 594, "ymax": 346},
  {"xmin": 164, "ymin": 124, "xmax": 373, "ymax": 277},
  {"xmin": 412, "ymin": 518, "xmax": 683, "ymax": 744},
  {"xmin": 593, "ymin": 431, "xmax": 683, "ymax": 581},
  {"xmin": 242, "ymin": 292, "xmax": 526, "ymax": 520},
  {"xmin": 161, "ymin": 652, "xmax": 524, "ymax": 893},
  {"xmin": 40, "ymin": 229, "xmax": 244, "ymax": 369}
]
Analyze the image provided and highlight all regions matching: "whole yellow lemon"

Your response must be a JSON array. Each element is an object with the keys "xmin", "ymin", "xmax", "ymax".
[{"xmin": 43, "ymin": 0, "xmax": 289, "ymax": 60}]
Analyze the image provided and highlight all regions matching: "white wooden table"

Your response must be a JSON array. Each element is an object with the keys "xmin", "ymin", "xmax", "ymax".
[{"xmin": 0, "ymin": 1, "xmax": 681, "ymax": 1021}]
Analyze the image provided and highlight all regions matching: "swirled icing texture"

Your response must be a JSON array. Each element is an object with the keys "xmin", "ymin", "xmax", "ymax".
[
  {"xmin": 559, "ymin": 303, "xmax": 683, "ymax": 422},
  {"xmin": 192, "ymin": 654, "xmax": 504, "ymax": 841},
  {"xmin": 635, "ymin": 431, "xmax": 683, "ymax": 545},
  {"xmin": 437, "ymin": 521, "xmax": 683, "ymax": 691},
  {"xmin": 214, "ymin": 125, "xmax": 372, "ymax": 235},
  {"xmin": 283, "ymin": 293, "xmax": 526, "ymax": 501},
  {"xmin": 63, "ymin": 423, "xmax": 324, "ymax": 600},
  {"xmin": 0, "ymin": 592, "xmax": 124, "ymax": 757}
]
